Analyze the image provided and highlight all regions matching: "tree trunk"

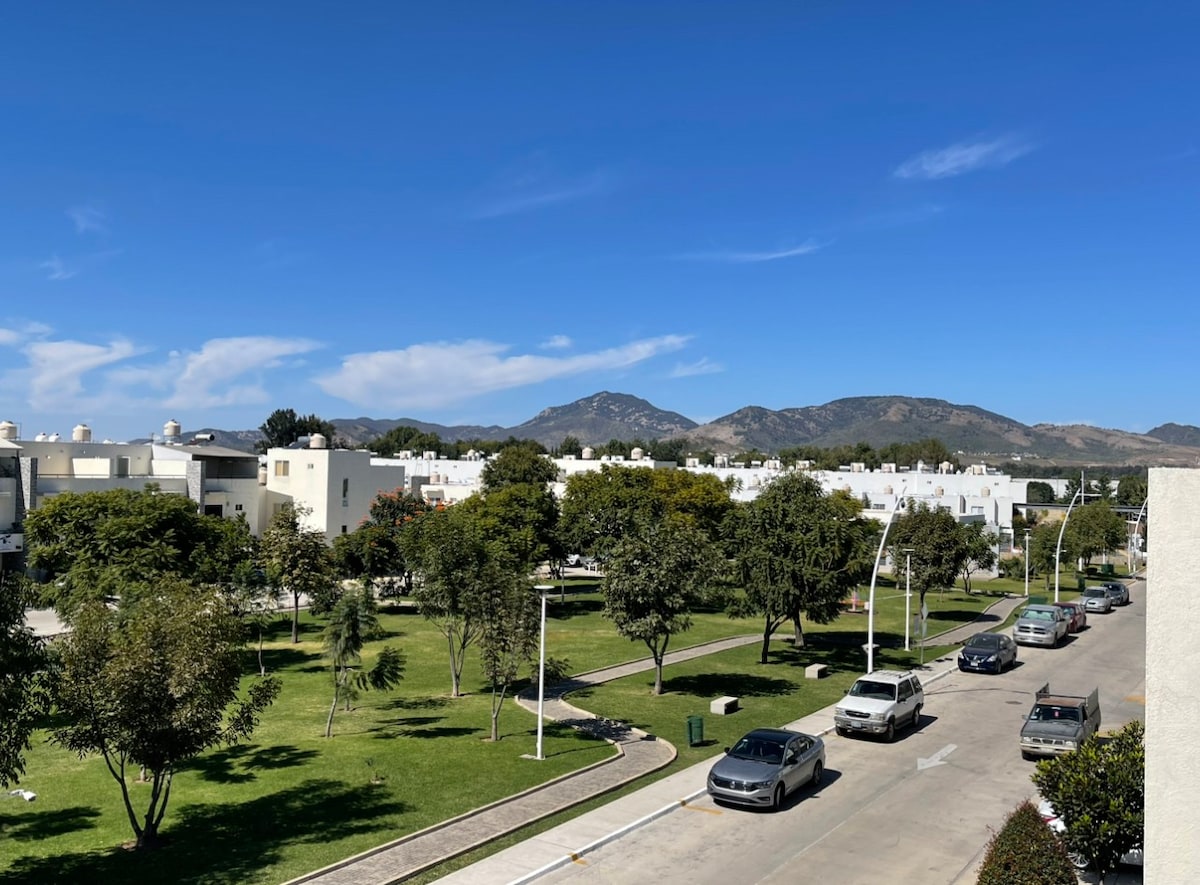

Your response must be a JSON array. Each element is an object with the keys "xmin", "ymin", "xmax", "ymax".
[
  {"xmin": 791, "ymin": 614, "xmax": 806, "ymax": 649},
  {"xmin": 292, "ymin": 590, "xmax": 300, "ymax": 644},
  {"xmin": 447, "ymin": 633, "xmax": 461, "ymax": 697},
  {"xmin": 258, "ymin": 629, "xmax": 266, "ymax": 677},
  {"xmin": 325, "ymin": 682, "xmax": 340, "ymax": 738},
  {"xmin": 760, "ymin": 615, "xmax": 774, "ymax": 664},
  {"xmin": 653, "ymin": 655, "xmax": 664, "ymax": 695}
]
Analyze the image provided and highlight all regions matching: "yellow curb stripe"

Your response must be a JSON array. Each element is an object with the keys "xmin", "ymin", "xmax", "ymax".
[
  {"xmin": 570, "ymin": 853, "xmax": 588, "ymax": 865},
  {"xmin": 681, "ymin": 803, "xmax": 723, "ymax": 815},
  {"xmin": 1124, "ymin": 695, "xmax": 1145, "ymax": 704}
]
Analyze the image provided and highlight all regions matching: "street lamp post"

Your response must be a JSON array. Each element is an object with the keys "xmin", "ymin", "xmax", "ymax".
[
  {"xmin": 866, "ymin": 483, "xmax": 907, "ymax": 674},
  {"xmin": 1023, "ymin": 529, "xmax": 1031, "ymax": 597},
  {"xmin": 903, "ymin": 548, "xmax": 914, "ymax": 652},
  {"xmin": 1053, "ymin": 480, "xmax": 1086, "ymax": 603},
  {"xmin": 533, "ymin": 584, "xmax": 553, "ymax": 761}
]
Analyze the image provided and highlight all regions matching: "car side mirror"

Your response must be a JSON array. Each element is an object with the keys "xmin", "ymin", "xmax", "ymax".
[{"xmin": 723, "ymin": 747, "xmax": 730, "ymax": 754}]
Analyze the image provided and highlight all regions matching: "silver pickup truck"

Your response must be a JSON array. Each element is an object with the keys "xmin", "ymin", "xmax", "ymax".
[{"xmin": 1019, "ymin": 683, "xmax": 1101, "ymax": 759}]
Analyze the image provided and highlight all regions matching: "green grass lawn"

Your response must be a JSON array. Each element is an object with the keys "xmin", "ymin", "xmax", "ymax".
[{"xmin": 1, "ymin": 573, "xmax": 1033, "ymax": 884}]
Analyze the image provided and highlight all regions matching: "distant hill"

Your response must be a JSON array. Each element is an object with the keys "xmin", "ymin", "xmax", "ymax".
[{"xmin": 187, "ymin": 393, "xmax": 1200, "ymax": 467}]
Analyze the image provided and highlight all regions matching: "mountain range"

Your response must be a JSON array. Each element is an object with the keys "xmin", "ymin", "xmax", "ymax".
[{"xmin": 191, "ymin": 392, "xmax": 1200, "ymax": 468}]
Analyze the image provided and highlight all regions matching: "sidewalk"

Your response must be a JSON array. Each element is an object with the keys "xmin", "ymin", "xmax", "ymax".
[{"xmin": 290, "ymin": 596, "xmax": 1026, "ymax": 885}]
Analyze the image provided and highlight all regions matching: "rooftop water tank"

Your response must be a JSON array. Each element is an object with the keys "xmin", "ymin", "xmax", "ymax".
[
  {"xmin": 164, "ymin": 419, "xmax": 181, "ymax": 440},
  {"xmin": 0, "ymin": 420, "xmax": 17, "ymax": 441},
  {"xmin": 309, "ymin": 433, "xmax": 327, "ymax": 449},
  {"xmin": 48, "ymin": 433, "xmax": 61, "ymax": 442},
  {"xmin": 581, "ymin": 446, "xmax": 595, "ymax": 460},
  {"xmin": 72, "ymin": 423, "xmax": 92, "ymax": 442},
  {"xmin": 630, "ymin": 447, "xmax": 644, "ymax": 461}
]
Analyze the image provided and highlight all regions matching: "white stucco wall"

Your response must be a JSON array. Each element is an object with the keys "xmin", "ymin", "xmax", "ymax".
[{"xmin": 1145, "ymin": 468, "xmax": 1200, "ymax": 881}]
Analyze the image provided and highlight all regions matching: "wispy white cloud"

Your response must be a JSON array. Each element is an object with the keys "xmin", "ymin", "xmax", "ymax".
[
  {"xmin": 0, "ymin": 321, "xmax": 53, "ymax": 347},
  {"xmin": 894, "ymin": 135, "xmax": 1033, "ymax": 180},
  {"xmin": 67, "ymin": 205, "xmax": 107, "ymax": 234},
  {"xmin": 18, "ymin": 338, "xmax": 146, "ymax": 408},
  {"xmin": 539, "ymin": 334, "xmax": 573, "ymax": 350},
  {"xmin": 157, "ymin": 337, "xmax": 324, "ymax": 408},
  {"xmin": 469, "ymin": 169, "xmax": 613, "ymax": 220},
  {"xmin": 675, "ymin": 239, "xmax": 825, "ymax": 263},
  {"xmin": 317, "ymin": 335, "xmax": 689, "ymax": 410},
  {"xmin": 40, "ymin": 255, "xmax": 77, "ymax": 281},
  {"xmin": 670, "ymin": 357, "xmax": 724, "ymax": 378}
]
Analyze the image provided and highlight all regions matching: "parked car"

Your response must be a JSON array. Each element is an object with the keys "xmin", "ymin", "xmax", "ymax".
[
  {"xmin": 1101, "ymin": 580, "xmax": 1130, "ymax": 606},
  {"xmin": 1013, "ymin": 604, "xmax": 1070, "ymax": 647},
  {"xmin": 958, "ymin": 632, "xmax": 1018, "ymax": 674},
  {"xmin": 1080, "ymin": 586, "xmax": 1113, "ymax": 613},
  {"xmin": 1052, "ymin": 601, "xmax": 1088, "ymax": 633},
  {"xmin": 834, "ymin": 670, "xmax": 924, "ymax": 741},
  {"xmin": 706, "ymin": 728, "xmax": 825, "ymax": 810},
  {"xmin": 1038, "ymin": 797, "xmax": 1144, "ymax": 870}
]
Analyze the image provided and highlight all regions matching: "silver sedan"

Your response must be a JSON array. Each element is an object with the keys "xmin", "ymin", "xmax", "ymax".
[{"xmin": 706, "ymin": 728, "xmax": 825, "ymax": 811}]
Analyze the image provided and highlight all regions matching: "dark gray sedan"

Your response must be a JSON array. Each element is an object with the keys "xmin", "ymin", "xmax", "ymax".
[
  {"xmin": 1101, "ymin": 581, "xmax": 1130, "ymax": 606},
  {"xmin": 707, "ymin": 727, "xmax": 825, "ymax": 810},
  {"xmin": 958, "ymin": 631, "xmax": 1018, "ymax": 673}
]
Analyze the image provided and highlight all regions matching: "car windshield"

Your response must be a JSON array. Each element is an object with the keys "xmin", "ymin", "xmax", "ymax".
[
  {"xmin": 966, "ymin": 634, "xmax": 1001, "ymax": 650},
  {"xmin": 1083, "ymin": 588, "xmax": 1106, "ymax": 598},
  {"xmin": 849, "ymin": 679, "xmax": 896, "ymax": 700},
  {"xmin": 1030, "ymin": 703, "xmax": 1081, "ymax": 722},
  {"xmin": 728, "ymin": 735, "xmax": 785, "ymax": 764},
  {"xmin": 1020, "ymin": 609, "xmax": 1052, "ymax": 621}
]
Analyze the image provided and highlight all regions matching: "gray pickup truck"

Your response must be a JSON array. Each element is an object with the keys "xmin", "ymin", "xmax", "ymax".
[{"xmin": 1019, "ymin": 683, "xmax": 1101, "ymax": 759}]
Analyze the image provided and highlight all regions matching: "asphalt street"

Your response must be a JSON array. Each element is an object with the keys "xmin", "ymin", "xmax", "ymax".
[{"xmin": 534, "ymin": 582, "xmax": 1146, "ymax": 885}]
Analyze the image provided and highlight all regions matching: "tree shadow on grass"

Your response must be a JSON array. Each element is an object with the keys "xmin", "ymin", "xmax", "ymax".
[
  {"xmin": 258, "ymin": 647, "xmax": 322, "ymax": 671},
  {"xmin": 2, "ymin": 779, "xmax": 410, "ymax": 885},
  {"xmin": 1, "ymin": 805, "xmax": 102, "ymax": 841},
  {"xmin": 661, "ymin": 673, "xmax": 798, "ymax": 698},
  {"xmin": 548, "ymin": 597, "xmax": 603, "ymax": 619},
  {"xmin": 392, "ymin": 725, "xmax": 483, "ymax": 740},
  {"xmin": 183, "ymin": 744, "xmax": 321, "ymax": 784},
  {"xmin": 928, "ymin": 609, "xmax": 983, "ymax": 623},
  {"xmin": 381, "ymin": 696, "xmax": 450, "ymax": 712}
]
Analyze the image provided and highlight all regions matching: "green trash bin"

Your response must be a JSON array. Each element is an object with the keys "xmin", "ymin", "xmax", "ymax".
[
  {"xmin": 1100, "ymin": 563, "xmax": 1115, "ymax": 576},
  {"xmin": 686, "ymin": 715, "xmax": 704, "ymax": 747},
  {"xmin": 1077, "ymin": 576, "xmax": 1087, "ymax": 591}
]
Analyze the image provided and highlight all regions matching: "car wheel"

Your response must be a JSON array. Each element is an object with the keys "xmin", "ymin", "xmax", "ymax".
[
  {"xmin": 884, "ymin": 718, "xmax": 896, "ymax": 743},
  {"xmin": 911, "ymin": 704, "xmax": 922, "ymax": 729},
  {"xmin": 836, "ymin": 726, "xmax": 849, "ymax": 738},
  {"xmin": 1066, "ymin": 849, "xmax": 1089, "ymax": 871},
  {"xmin": 771, "ymin": 783, "xmax": 785, "ymax": 811},
  {"xmin": 811, "ymin": 760, "xmax": 823, "ymax": 787}
]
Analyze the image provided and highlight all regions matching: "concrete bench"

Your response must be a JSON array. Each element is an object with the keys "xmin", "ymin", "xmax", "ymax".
[
  {"xmin": 710, "ymin": 696, "xmax": 740, "ymax": 715},
  {"xmin": 805, "ymin": 663, "xmax": 829, "ymax": 680}
]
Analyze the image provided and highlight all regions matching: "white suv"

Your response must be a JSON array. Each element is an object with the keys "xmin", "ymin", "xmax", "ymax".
[{"xmin": 834, "ymin": 670, "xmax": 924, "ymax": 742}]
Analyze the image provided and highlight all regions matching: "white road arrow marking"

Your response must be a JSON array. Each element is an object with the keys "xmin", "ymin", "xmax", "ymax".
[{"xmin": 917, "ymin": 744, "xmax": 957, "ymax": 771}]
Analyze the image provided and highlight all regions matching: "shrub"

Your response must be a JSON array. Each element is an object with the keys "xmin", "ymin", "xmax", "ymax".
[
  {"xmin": 997, "ymin": 555, "xmax": 1027, "ymax": 580},
  {"xmin": 977, "ymin": 799, "xmax": 1078, "ymax": 885}
]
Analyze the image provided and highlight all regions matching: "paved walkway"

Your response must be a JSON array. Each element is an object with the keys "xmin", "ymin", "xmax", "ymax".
[{"xmin": 288, "ymin": 596, "xmax": 1030, "ymax": 885}]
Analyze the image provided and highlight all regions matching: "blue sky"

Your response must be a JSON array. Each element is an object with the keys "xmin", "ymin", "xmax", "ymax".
[{"xmin": 2, "ymin": 2, "xmax": 1196, "ymax": 442}]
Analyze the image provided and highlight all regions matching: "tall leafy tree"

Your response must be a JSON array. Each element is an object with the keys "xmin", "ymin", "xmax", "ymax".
[
  {"xmin": 732, "ymin": 473, "xmax": 875, "ymax": 662},
  {"xmin": 957, "ymin": 521, "xmax": 999, "ymax": 594},
  {"xmin": 1032, "ymin": 720, "xmax": 1144, "ymax": 879},
  {"xmin": 256, "ymin": 408, "xmax": 342, "ymax": 453},
  {"xmin": 322, "ymin": 588, "xmax": 405, "ymax": 738},
  {"xmin": 1063, "ymin": 500, "xmax": 1128, "ymax": 567},
  {"xmin": 260, "ymin": 503, "xmax": 339, "ymax": 643},
  {"xmin": 889, "ymin": 502, "xmax": 964, "ymax": 606},
  {"xmin": 479, "ymin": 444, "xmax": 557, "ymax": 492},
  {"xmin": 24, "ymin": 486, "xmax": 255, "ymax": 615},
  {"xmin": 1025, "ymin": 481, "xmax": 1056, "ymax": 505},
  {"xmin": 478, "ymin": 571, "xmax": 541, "ymax": 741},
  {"xmin": 1115, "ymin": 475, "xmax": 1148, "ymax": 508},
  {"xmin": 402, "ymin": 507, "xmax": 491, "ymax": 697},
  {"xmin": 51, "ymin": 581, "xmax": 281, "ymax": 849},
  {"xmin": 0, "ymin": 574, "xmax": 47, "ymax": 786},
  {"xmin": 601, "ymin": 522, "xmax": 719, "ymax": 695},
  {"xmin": 460, "ymin": 482, "xmax": 562, "ymax": 574}
]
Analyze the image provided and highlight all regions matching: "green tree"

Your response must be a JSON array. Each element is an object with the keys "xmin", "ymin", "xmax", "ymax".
[
  {"xmin": 402, "ymin": 507, "xmax": 491, "ymax": 697},
  {"xmin": 976, "ymin": 800, "xmax": 1078, "ymax": 885},
  {"xmin": 23, "ymin": 487, "xmax": 256, "ymax": 615},
  {"xmin": 1032, "ymin": 720, "xmax": 1144, "ymax": 880},
  {"xmin": 732, "ymin": 473, "xmax": 875, "ymax": 662},
  {"xmin": 601, "ymin": 522, "xmax": 719, "ymax": 694},
  {"xmin": 322, "ymin": 588, "xmax": 405, "ymax": 738},
  {"xmin": 957, "ymin": 521, "xmax": 998, "ymax": 594},
  {"xmin": 0, "ymin": 574, "xmax": 48, "ymax": 786},
  {"xmin": 1029, "ymin": 522, "xmax": 1063, "ymax": 590},
  {"xmin": 1115, "ymin": 475, "xmax": 1147, "ymax": 508},
  {"xmin": 555, "ymin": 435, "xmax": 583, "ymax": 458},
  {"xmin": 365, "ymin": 424, "xmax": 444, "ymax": 458},
  {"xmin": 1064, "ymin": 501, "xmax": 1128, "ymax": 568},
  {"xmin": 256, "ymin": 408, "xmax": 343, "ymax": 453},
  {"xmin": 478, "ymin": 573, "xmax": 541, "ymax": 741},
  {"xmin": 1026, "ymin": 481, "xmax": 1056, "ymax": 505},
  {"xmin": 480, "ymin": 445, "xmax": 557, "ymax": 492},
  {"xmin": 260, "ymin": 503, "xmax": 339, "ymax": 643},
  {"xmin": 889, "ymin": 502, "xmax": 964, "ymax": 606},
  {"xmin": 461, "ymin": 482, "xmax": 563, "ymax": 573},
  {"xmin": 51, "ymin": 582, "xmax": 280, "ymax": 848}
]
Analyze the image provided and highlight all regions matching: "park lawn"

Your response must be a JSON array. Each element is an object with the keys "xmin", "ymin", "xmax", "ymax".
[{"xmin": 0, "ymin": 606, "xmax": 616, "ymax": 885}]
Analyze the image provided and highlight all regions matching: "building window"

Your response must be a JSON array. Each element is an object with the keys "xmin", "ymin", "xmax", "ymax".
[
  {"xmin": 274, "ymin": 460, "xmax": 289, "ymax": 477},
  {"xmin": 341, "ymin": 525, "xmax": 348, "ymax": 534},
  {"xmin": 342, "ymin": 478, "xmax": 349, "ymax": 497},
  {"xmin": 234, "ymin": 504, "xmax": 243, "ymax": 512}
]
